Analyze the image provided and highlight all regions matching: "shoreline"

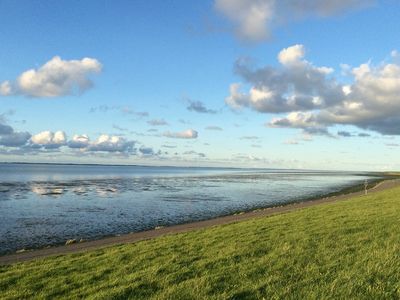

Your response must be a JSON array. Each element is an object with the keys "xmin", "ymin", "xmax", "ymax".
[{"xmin": 1, "ymin": 178, "xmax": 399, "ymax": 266}]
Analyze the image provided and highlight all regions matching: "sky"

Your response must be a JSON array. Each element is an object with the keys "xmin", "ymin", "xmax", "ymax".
[{"xmin": 0, "ymin": 0, "xmax": 400, "ymax": 171}]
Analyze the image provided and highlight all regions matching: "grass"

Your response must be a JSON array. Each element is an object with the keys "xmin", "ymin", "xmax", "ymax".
[{"xmin": 1, "ymin": 186, "xmax": 400, "ymax": 299}]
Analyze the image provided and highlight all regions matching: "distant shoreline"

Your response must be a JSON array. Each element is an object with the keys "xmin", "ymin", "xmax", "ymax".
[
  {"xmin": 0, "ymin": 161, "xmax": 379, "ymax": 174},
  {"xmin": 1, "ymin": 177, "xmax": 398, "ymax": 266}
]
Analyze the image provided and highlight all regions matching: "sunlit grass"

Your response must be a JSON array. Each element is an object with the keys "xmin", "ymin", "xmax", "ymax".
[{"xmin": 1, "ymin": 186, "xmax": 400, "ymax": 299}]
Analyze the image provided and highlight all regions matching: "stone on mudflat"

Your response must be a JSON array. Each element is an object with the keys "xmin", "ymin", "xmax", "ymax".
[{"xmin": 65, "ymin": 239, "xmax": 77, "ymax": 245}]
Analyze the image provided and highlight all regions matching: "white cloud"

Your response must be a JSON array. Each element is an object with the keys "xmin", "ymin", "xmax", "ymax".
[
  {"xmin": 53, "ymin": 131, "xmax": 67, "ymax": 144},
  {"xmin": 68, "ymin": 134, "xmax": 136, "ymax": 153},
  {"xmin": 269, "ymin": 112, "xmax": 330, "ymax": 135},
  {"xmin": 225, "ymin": 83, "xmax": 249, "ymax": 110},
  {"xmin": 278, "ymin": 44, "xmax": 305, "ymax": 66},
  {"xmin": 215, "ymin": 0, "xmax": 373, "ymax": 42},
  {"xmin": 226, "ymin": 44, "xmax": 343, "ymax": 113},
  {"xmin": 0, "ymin": 81, "xmax": 12, "ymax": 96},
  {"xmin": 88, "ymin": 134, "xmax": 135, "ymax": 153},
  {"xmin": 163, "ymin": 129, "xmax": 198, "ymax": 139},
  {"xmin": 340, "ymin": 63, "xmax": 352, "ymax": 76},
  {"xmin": 30, "ymin": 131, "xmax": 67, "ymax": 148},
  {"xmin": 228, "ymin": 45, "xmax": 400, "ymax": 136},
  {"xmin": 68, "ymin": 134, "xmax": 90, "ymax": 149},
  {"xmin": 317, "ymin": 61, "xmax": 400, "ymax": 134},
  {"xmin": 215, "ymin": 0, "xmax": 274, "ymax": 42},
  {"xmin": 270, "ymin": 111, "xmax": 317, "ymax": 128},
  {"xmin": 30, "ymin": 132, "xmax": 136, "ymax": 153},
  {"xmin": 1, "ymin": 56, "xmax": 102, "ymax": 98},
  {"xmin": 0, "ymin": 123, "xmax": 145, "ymax": 155}
]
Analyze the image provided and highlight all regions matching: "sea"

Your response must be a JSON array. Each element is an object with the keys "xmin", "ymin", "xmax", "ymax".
[{"xmin": 0, "ymin": 163, "xmax": 375, "ymax": 255}]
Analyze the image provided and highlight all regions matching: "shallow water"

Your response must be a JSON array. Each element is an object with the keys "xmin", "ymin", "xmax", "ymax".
[{"xmin": 0, "ymin": 163, "xmax": 372, "ymax": 255}]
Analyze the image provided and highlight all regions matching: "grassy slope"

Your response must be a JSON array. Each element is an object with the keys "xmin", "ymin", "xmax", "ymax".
[{"xmin": 1, "ymin": 187, "xmax": 400, "ymax": 299}]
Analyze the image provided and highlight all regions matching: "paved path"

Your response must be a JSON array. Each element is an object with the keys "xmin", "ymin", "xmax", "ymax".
[{"xmin": 1, "ymin": 179, "xmax": 399, "ymax": 266}]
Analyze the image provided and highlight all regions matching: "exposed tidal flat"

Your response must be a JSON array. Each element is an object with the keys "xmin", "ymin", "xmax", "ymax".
[
  {"xmin": 0, "ymin": 163, "xmax": 378, "ymax": 255},
  {"xmin": 1, "ymin": 180, "xmax": 400, "ymax": 298}
]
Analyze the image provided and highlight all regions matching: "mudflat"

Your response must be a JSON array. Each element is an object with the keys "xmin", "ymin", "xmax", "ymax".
[{"xmin": 1, "ymin": 179, "xmax": 398, "ymax": 266}]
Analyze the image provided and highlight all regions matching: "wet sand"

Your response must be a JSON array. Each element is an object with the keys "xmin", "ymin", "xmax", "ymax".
[{"xmin": 1, "ymin": 179, "xmax": 399, "ymax": 266}]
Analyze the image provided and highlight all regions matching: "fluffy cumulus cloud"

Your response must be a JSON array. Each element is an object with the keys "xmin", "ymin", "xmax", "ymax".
[
  {"xmin": 87, "ymin": 135, "xmax": 135, "ymax": 153},
  {"xmin": 315, "ymin": 62, "xmax": 400, "ymax": 135},
  {"xmin": 0, "ymin": 56, "xmax": 102, "ymax": 97},
  {"xmin": 226, "ymin": 44, "xmax": 400, "ymax": 136},
  {"xmin": 0, "ymin": 121, "xmax": 142, "ymax": 156},
  {"xmin": 68, "ymin": 134, "xmax": 90, "ymax": 149},
  {"xmin": 30, "ymin": 131, "xmax": 67, "ymax": 149},
  {"xmin": 227, "ymin": 45, "xmax": 341, "ymax": 113},
  {"xmin": 68, "ymin": 134, "xmax": 135, "ymax": 153},
  {"xmin": 215, "ymin": 0, "xmax": 373, "ymax": 42},
  {"xmin": 270, "ymin": 111, "xmax": 331, "ymax": 136},
  {"xmin": 163, "ymin": 129, "xmax": 198, "ymax": 139}
]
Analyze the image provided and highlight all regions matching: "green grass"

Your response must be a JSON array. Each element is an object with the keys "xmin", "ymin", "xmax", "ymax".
[{"xmin": 2, "ymin": 187, "xmax": 400, "ymax": 299}]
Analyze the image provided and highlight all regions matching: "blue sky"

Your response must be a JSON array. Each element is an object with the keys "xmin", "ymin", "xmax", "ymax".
[{"xmin": 0, "ymin": 0, "xmax": 400, "ymax": 170}]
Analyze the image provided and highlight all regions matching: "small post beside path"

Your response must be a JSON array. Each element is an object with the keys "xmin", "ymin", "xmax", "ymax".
[{"xmin": 364, "ymin": 179, "xmax": 368, "ymax": 195}]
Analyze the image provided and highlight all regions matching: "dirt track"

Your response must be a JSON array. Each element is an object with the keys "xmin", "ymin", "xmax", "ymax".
[{"xmin": 1, "ymin": 179, "xmax": 399, "ymax": 266}]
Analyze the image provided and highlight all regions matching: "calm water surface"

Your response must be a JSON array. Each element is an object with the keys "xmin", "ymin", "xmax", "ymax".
[{"xmin": 0, "ymin": 163, "xmax": 373, "ymax": 255}]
